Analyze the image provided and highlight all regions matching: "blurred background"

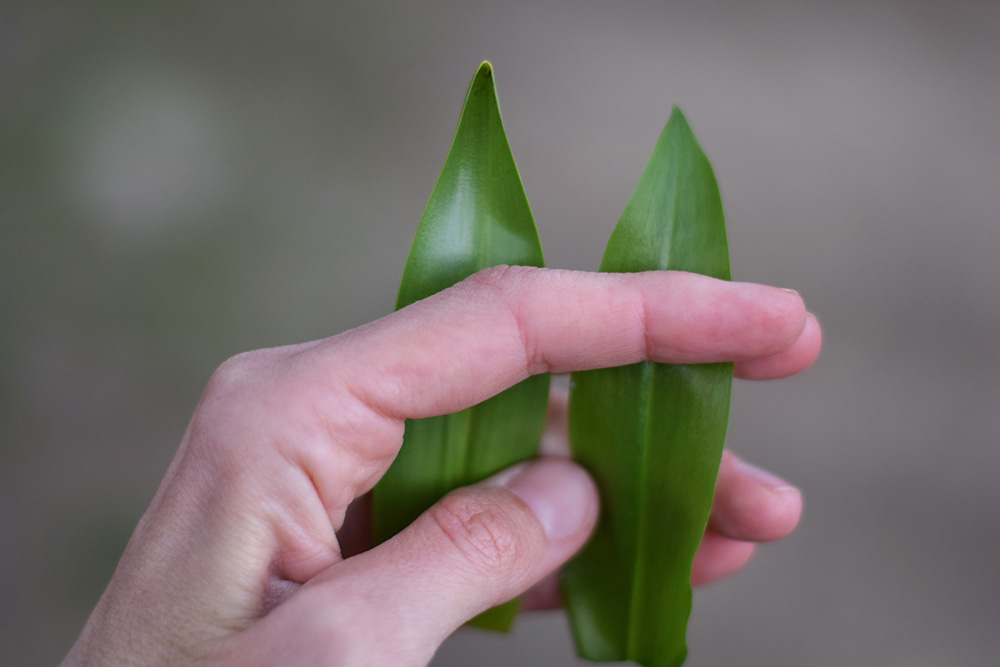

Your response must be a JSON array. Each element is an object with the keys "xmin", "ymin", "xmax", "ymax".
[{"xmin": 3, "ymin": 0, "xmax": 999, "ymax": 664}]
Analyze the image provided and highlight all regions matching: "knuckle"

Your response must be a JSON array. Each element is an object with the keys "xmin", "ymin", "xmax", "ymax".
[
  {"xmin": 192, "ymin": 349, "xmax": 283, "ymax": 449},
  {"xmin": 462, "ymin": 265, "xmax": 537, "ymax": 293},
  {"xmin": 205, "ymin": 350, "xmax": 270, "ymax": 399},
  {"xmin": 429, "ymin": 491, "xmax": 525, "ymax": 577},
  {"xmin": 460, "ymin": 265, "xmax": 549, "ymax": 374}
]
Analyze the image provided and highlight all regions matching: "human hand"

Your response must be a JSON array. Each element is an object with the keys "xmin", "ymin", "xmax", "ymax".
[{"xmin": 64, "ymin": 266, "xmax": 821, "ymax": 666}]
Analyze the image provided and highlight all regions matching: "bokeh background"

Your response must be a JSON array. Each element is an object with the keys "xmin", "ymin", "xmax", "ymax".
[{"xmin": 3, "ymin": 0, "xmax": 999, "ymax": 664}]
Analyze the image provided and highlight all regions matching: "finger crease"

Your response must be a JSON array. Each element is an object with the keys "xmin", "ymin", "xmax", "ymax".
[
  {"xmin": 512, "ymin": 297, "xmax": 549, "ymax": 376},
  {"xmin": 638, "ymin": 289, "xmax": 656, "ymax": 361}
]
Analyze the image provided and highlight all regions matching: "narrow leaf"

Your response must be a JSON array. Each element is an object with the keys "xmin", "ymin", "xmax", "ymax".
[
  {"xmin": 563, "ymin": 107, "xmax": 732, "ymax": 666},
  {"xmin": 371, "ymin": 62, "xmax": 549, "ymax": 631}
]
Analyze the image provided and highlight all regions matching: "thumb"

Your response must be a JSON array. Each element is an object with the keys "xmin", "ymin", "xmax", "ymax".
[{"xmin": 312, "ymin": 458, "xmax": 597, "ymax": 664}]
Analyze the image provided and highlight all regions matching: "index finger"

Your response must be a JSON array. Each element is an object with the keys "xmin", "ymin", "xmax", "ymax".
[{"xmin": 306, "ymin": 266, "xmax": 814, "ymax": 421}]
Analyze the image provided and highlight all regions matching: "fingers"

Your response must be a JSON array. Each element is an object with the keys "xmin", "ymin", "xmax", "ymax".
[
  {"xmin": 691, "ymin": 452, "xmax": 801, "ymax": 588},
  {"xmin": 502, "ymin": 449, "xmax": 802, "ymax": 609},
  {"xmin": 198, "ymin": 267, "xmax": 816, "ymax": 527},
  {"xmin": 734, "ymin": 312, "xmax": 822, "ymax": 380},
  {"xmin": 708, "ymin": 451, "xmax": 802, "ymax": 543},
  {"xmin": 533, "ymin": 387, "xmax": 803, "ymax": 594},
  {"xmin": 542, "ymin": 389, "xmax": 804, "ymax": 544},
  {"xmin": 522, "ymin": 448, "xmax": 802, "ymax": 599},
  {"xmin": 181, "ymin": 266, "xmax": 814, "ymax": 603},
  {"xmin": 328, "ymin": 449, "xmax": 796, "ymax": 636},
  {"xmin": 290, "ymin": 459, "xmax": 598, "ymax": 663},
  {"xmin": 311, "ymin": 266, "xmax": 810, "ymax": 421},
  {"xmin": 523, "ymin": 532, "xmax": 757, "ymax": 605},
  {"xmin": 690, "ymin": 533, "xmax": 756, "ymax": 586}
]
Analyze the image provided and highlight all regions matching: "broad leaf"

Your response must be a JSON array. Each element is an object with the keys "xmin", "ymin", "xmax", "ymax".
[
  {"xmin": 563, "ymin": 107, "xmax": 732, "ymax": 666},
  {"xmin": 371, "ymin": 62, "xmax": 549, "ymax": 631}
]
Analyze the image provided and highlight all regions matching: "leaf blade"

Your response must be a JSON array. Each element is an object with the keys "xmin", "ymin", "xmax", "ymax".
[
  {"xmin": 563, "ymin": 107, "xmax": 733, "ymax": 666},
  {"xmin": 372, "ymin": 62, "xmax": 549, "ymax": 632}
]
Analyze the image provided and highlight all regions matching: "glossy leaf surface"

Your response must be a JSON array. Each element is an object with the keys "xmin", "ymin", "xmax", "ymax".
[
  {"xmin": 563, "ymin": 107, "xmax": 732, "ymax": 666},
  {"xmin": 371, "ymin": 62, "xmax": 548, "ymax": 631}
]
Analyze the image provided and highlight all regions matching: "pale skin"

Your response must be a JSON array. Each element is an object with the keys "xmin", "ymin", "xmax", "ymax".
[{"xmin": 64, "ymin": 266, "xmax": 822, "ymax": 666}]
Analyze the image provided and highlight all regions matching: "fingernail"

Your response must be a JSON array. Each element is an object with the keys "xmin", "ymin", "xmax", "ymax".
[
  {"xmin": 501, "ymin": 459, "xmax": 595, "ymax": 541},
  {"xmin": 733, "ymin": 457, "xmax": 799, "ymax": 493},
  {"xmin": 779, "ymin": 288, "xmax": 800, "ymax": 297}
]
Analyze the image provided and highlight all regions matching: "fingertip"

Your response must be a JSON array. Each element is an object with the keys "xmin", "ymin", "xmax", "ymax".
[
  {"xmin": 734, "ymin": 281, "xmax": 809, "ymax": 358},
  {"xmin": 500, "ymin": 458, "xmax": 599, "ymax": 544},
  {"xmin": 741, "ymin": 484, "xmax": 803, "ymax": 542},
  {"xmin": 641, "ymin": 276, "xmax": 810, "ymax": 363},
  {"xmin": 710, "ymin": 453, "xmax": 803, "ymax": 543},
  {"xmin": 735, "ymin": 311, "xmax": 822, "ymax": 380}
]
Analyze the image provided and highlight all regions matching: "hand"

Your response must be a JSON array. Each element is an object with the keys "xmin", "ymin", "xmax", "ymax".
[{"xmin": 64, "ymin": 266, "xmax": 821, "ymax": 666}]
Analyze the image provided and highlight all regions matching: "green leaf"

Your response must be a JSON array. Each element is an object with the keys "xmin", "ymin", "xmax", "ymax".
[
  {"xmin": 371, "ymin": 62, "xmax": 549, "ymax": 631},
  {"xmin": 562, "ymin": 107, "xmax": 733, "ymax": 666}
]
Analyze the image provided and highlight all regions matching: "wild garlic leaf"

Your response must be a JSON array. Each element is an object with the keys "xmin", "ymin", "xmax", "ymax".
[
  {"xmin": 563, "ymin": 107, "xmax": 732, "ymax": 667},
  {"xmin": 371, "ymin": 62, "xmax": 548, "ymax": 632}
]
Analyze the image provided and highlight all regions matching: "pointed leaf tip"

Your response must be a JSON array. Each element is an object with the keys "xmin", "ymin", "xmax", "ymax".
[
  {"xmin": 666, "ymin": 105, "xmax": 692, "ymax": 136},
  {"xmin": 464, "ymin": 61, "xmax": 497, "ymax": 108}
]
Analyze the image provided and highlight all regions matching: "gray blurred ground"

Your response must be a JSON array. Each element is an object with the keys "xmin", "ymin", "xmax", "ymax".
[{"xmin": 3, "ymin": 0, "xmax": 999, "ymax": 664}]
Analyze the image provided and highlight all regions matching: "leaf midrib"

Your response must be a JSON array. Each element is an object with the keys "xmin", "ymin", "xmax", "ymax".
[{"xmin": 626, "ymin": 159, "xmax": 682, "ymax": 660}]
